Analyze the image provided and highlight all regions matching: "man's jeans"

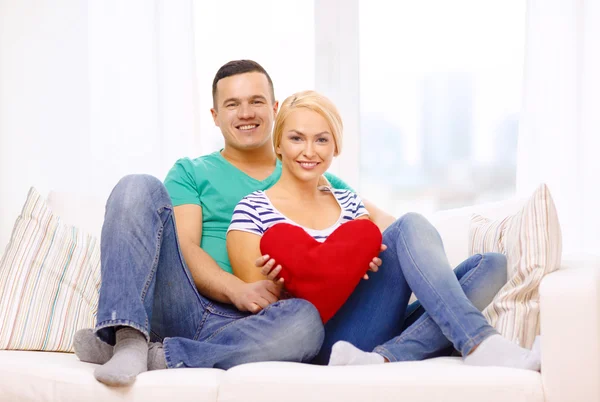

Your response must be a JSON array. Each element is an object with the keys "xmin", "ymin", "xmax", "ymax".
[
  {"xmin": 315, "ymin": 213, "xmax": 506, "ymax": 364},
  {"xmin": 95, "ymin": 175, "xmax": 324, "ymax": 369}
]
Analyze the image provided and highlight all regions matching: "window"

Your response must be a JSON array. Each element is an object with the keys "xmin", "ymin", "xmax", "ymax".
[{"xmin": 358, "ymin": 0, "xmax": 526, "ymax": 215}]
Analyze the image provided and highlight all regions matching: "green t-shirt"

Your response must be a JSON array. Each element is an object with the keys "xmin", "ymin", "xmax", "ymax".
[{"xmin": 164, "ymin": 150, "xmax": 354, "ymax": 274}]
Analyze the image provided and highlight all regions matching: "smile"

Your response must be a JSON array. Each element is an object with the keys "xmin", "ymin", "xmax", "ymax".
[
  {"xmin": 237, "ymin": 124, "xmax": 258, "ymax": 131},
  {"xmin": 297, "ymin": 161, "xmax": 320, "ymax": 170}
]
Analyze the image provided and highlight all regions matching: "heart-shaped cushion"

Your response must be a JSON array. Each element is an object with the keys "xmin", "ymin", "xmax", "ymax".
[{"xmin": 260, "ymin": 219, "xmax": 382, "ymax": 323}]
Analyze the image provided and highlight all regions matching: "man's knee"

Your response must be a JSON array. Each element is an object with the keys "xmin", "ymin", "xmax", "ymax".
[
  {"xmin": 271, "ymin": 299, "xmax": 325, "ymax": 361},
  {"xmin": 109, "ymin": 174, "xmax": 168, "ymax": 210}
]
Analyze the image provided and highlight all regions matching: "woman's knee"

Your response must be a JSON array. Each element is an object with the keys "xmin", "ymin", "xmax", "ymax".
[
  {"xmin": 480, "ymin": 252, "xmax": 508, "ymax": 285},
  {"xmin": 391, "ymin": 212, "xmax": 431, "ymax": 231}
]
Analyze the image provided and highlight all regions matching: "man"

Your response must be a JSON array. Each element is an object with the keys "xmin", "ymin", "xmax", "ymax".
[{"xmin": 74, "ymin": 60, "xmax": 393, "ymax": 386}]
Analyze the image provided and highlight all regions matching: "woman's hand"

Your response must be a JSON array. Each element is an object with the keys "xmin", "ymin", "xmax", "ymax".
[
  {"xmin": 255, "ymin": 254, "xmax": 285, "ymax": 285},
  {"xmin": 363, "ymin": 244, "xmax": 387, "ymax": 280}
]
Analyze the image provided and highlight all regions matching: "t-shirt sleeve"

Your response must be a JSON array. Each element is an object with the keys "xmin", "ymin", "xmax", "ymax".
[
  {"xmin": 324, "ymin": 172, "xmax": 355, "ymax": 193},
  {"xmin": 164, "ymin": 158, "xmax": 201, "ymax": 206},
  {"xmin": 351, "ymin": 192, "xmax": 369, "ymax": 219},
  {"xmin": 228, "ymin": 197, "xmax": 265, "ymax": 236}
]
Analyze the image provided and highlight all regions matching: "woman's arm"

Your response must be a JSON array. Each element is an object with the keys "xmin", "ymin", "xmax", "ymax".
[
  {"xmin": 227, "ymin": 230, "xmax": 269, "ymax": 283},
  {"xmin": 362, "ymin": 199, "xmax": 397, "ymax": 232}
]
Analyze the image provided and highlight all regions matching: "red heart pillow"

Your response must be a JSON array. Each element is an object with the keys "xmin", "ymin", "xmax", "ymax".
[{"xmin": 260, "ymin": 219, "xmax": 382, "ymax": 323}]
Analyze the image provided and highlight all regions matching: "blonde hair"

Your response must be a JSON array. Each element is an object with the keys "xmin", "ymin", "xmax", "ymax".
[{"xmin": 272, "ymin": 90, "xmax": 343, "ymax": 161}]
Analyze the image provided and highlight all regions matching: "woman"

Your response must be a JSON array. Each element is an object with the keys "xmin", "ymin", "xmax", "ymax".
[{"xmin": 226, "ymin": 90, "xmax": 540, "ymax": 370}]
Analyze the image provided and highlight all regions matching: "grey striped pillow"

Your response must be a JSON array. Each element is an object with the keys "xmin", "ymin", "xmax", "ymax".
[
  {"xmin": 470, "ymin": 183, "xmax": 562, "ymax": 349},
  {"xmin": 0, "ymin": 188, "xmax": 101, "ymax": 352}
]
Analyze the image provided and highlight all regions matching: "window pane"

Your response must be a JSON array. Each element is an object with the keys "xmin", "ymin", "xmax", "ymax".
[
  {"xmin": 194, "ymin": 0, "xmax": 314, "ymax": 153},
  {"xmin": 359, "ymin": 0, "xmax": 526, "ymax": 215}
]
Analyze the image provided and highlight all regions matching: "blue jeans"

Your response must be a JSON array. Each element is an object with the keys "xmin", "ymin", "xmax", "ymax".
[
  {"xmin": 314, "ymin": 213, "xmax": 506, "ymax": 364},
  {"xmin": 95, "ymin": 174, "xmax": 324, "ymax": 369}
]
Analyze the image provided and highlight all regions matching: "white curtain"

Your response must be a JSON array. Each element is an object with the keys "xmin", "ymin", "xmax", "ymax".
[
  {"xmin": 0, "ymin": 0, "xmax": 200, "ymax": 248},
  {"xmin": 517, "ymin": 0, "xmax": 600, "ymax": 256}
]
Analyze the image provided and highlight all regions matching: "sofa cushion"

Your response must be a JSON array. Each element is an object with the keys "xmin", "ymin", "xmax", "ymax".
[
  {"xmin": 471, "ymin": 183, "xmax": 562, "ymax": 349},
  {"xmin": 47, "ymin": 190, "xmax": 108, "ymax": 240},
  {"xmin": 0, "ymin": 188, "xmax": 101, "ymax": 352},
  {"xmin": 219, "ymin": 360, "xmax": 543, "ymax": 402},
  {"xmin": 429, "ymin": 196, "xmax": 526, "ymax": 268},
  {"xmin": 0, "ymin": 350, "xmax": 223, "ymax": 402}
]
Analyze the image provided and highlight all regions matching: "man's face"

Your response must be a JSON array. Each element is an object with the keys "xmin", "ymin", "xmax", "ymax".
[{"xmin": 211, "ymin": 72, "xmax": 278, "ymax": 152}]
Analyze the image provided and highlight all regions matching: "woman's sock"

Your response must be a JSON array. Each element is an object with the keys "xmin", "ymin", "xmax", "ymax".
[
  {"xmin": 328, "ymin": 341, "xmax": 385, "ymax": 366},
  {"xmin": 464, "ymin": 334, "xmax": 541, "ymax": 371},
  {"xmin": 73, "ymin": 328, "xmax": 113, "ymax": 365},
  {"xmin": 94, "ymin": 327, "xmax": 148, "ymax": 386}
]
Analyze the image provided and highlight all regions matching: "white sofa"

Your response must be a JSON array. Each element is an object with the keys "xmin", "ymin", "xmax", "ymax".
[{"xmin": 1, "ymin": 192, "xmax": 599, "ymax": 402}]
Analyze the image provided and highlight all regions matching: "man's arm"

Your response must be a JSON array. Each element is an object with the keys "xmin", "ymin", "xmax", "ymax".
[
  {"xmin": 174, "ymin": 204, "xmax": 279, "ymax": 313},
  {"xmin": 362, "ymin": 199, "xmax": 397, "ymax": 232}
]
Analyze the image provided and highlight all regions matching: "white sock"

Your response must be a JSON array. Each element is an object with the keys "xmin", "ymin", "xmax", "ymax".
[
  {"xmin": 328, "ymin": 341, "xmax": 385, "ymax": 366},
  {"xmin": 464, "ymin": 334, "xmax": 540, "ymax": 371}
]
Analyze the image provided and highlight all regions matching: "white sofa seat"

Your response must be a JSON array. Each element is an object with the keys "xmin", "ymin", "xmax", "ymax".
[
  {"xmin": 0, "ymin": 350, "xmax": 224, "ymax": 402},
  {"xmin": 219, "ymin": 359, "xmax": 543, "ymax": 402}
]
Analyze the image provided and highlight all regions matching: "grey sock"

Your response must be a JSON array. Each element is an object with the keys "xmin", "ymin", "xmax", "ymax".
[
  {"xmin": 73, "ymin": 328, "xmax": 113, "ymax": 365},
  {"xmin": 464, "ymin": 334, "xmax": 541, "ymax": 371},
  {"xmin": 94, "ymin": 327, "xmax": 148, "ymax": 386},
  {"xmin": 148, "ymin": 342, "xmax": 167, "ymax": 370}
]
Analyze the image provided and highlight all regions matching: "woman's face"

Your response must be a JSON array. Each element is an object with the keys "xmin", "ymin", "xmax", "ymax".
[{"xmin": 277, "ymin": 108, "xmax": 337, "ymax": 183}]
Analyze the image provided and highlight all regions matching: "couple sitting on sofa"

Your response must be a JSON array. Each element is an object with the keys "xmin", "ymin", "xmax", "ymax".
[{"xmin": 73, "ymin": 60, "xmax": 541, "ymax": 387}]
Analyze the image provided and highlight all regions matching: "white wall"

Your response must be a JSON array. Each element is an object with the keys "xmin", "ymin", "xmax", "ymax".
[
  {"xmin": 0, "ymin": 0, "xmax": 90, "ymax": 248},
  {"xmin": 0, "ymin": 0, "xmax": 200, "ymax": 250}
]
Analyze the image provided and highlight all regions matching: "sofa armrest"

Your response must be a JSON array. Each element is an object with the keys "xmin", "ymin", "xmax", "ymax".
[{"xmin": 540, "ymin": 262, "xmax": 600, "ymax": 402}]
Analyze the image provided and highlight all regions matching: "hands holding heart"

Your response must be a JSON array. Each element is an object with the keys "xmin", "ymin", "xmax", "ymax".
[{"xmin": 258, "ymin": 219, "xmax": 385, "ymax": 323}]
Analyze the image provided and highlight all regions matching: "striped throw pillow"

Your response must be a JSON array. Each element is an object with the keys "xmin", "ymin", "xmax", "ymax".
[
  {"xmin": 469, "ymin": 183, "xmax": 562, "ymax": 349},
  {"xmin": 0, "ymin": 188, "xmax": 101, "ymax": 352}
]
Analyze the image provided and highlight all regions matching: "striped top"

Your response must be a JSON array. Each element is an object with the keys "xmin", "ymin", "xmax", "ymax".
[{"xmin": 228, "ymin": 188, "xmax": 369, "ymax": 242}]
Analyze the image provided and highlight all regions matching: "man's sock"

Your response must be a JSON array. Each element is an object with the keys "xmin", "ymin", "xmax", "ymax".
[
  {"xmin": 73, "ymin": 328, "xmax": 113, "ymax": 365},
  {"xmin": 148, "ymin": 342, "xmax": 167, "ymax": 371},
  {"xmin": 328, "ymin": 341, "xmax": 385, "ymax": 366},
  {"xmin": 464, "ymin": 334, "xmax": 541, "ymax": 371},
  {"xmin": 94, "ymin": 327, "xmax": 148, "ymax": 386}
]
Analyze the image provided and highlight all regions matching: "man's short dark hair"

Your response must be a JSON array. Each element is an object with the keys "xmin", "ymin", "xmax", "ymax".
[{"xmin": 212, "ymin": 60, "xmax": 275, "ymax": 108}]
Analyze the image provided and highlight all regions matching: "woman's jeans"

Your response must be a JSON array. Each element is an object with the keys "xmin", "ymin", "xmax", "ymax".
[
  {"xmin": 315, "ymin": 213, "xmax": 507, "ymax": 364},
  {"xmin": 95, "ymin": 175, "xmax": 324, "ymax": 369}
]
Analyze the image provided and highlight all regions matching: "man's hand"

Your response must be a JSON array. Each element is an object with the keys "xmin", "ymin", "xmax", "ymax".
[
  {"xmin": 363, "ymin": 244, "xmax": 387, "ymax": 280},
  {"xmin": 230, "ymin": 280, "xmax": 282, "ymax": 314}
]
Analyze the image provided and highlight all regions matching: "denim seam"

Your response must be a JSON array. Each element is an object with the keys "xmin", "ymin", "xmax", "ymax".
[
  {"xmin": 391, "ymin": 311, "xmax": 434, "ymax": 345},
  {"xmin": 96, "ymin": 319, "xmax": 150, "ymax": 342},
  {"xmin": 164, "ymin": 210, "xmax": 211, "ymax": 311},
  {"xmin": 137, "ymin": 224, "xmax": 164, "ymax": 332},
  {"xmin": 373, "ymin": 346, "xmax": 397, "ymax": 363},
  {"xmin": 458, "ymin": 254, "xmax": 484, "ymax": 289},
  {"xmin": 397, "ymin": 222, "xmax": 477, "ymax": 346},
  {"xmin": 192, "ymin": 307, "xmax": 211, "ymax": 341},
  {"xmin": 163, "ymin": 337, "xmax": 176, "ymax": 369},
  {"xmin": 461, "ymin": 327, "xmax": 499, "ymax": 356},
  {"xmin": 203, "ymin": 300, "xmax": 286, "ymax": 343},
  {"xmin": 205, "ymin": 303, "xmax": 249, "ymax": 319}
]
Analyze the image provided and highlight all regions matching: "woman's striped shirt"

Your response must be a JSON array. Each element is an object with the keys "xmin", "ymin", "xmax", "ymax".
[{"xmin": 227, "ymin": 188, "xmax": 368, "ymax": 242}]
